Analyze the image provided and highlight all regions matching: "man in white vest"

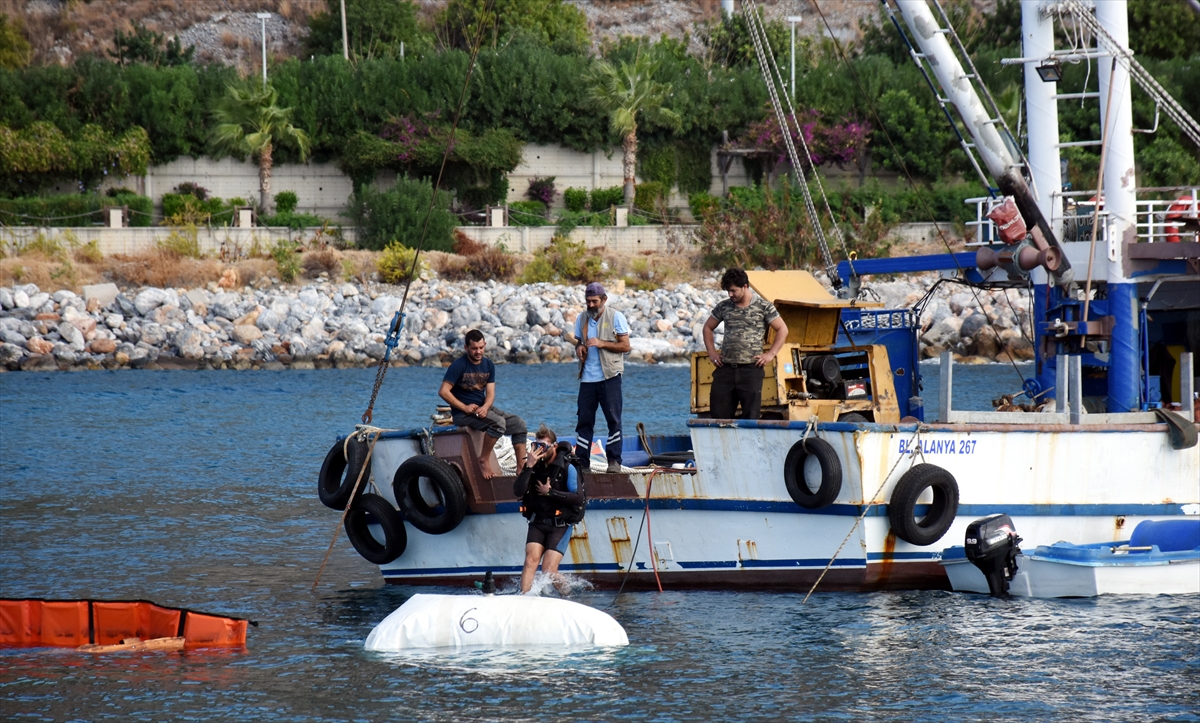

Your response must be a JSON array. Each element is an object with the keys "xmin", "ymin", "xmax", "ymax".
[{"xmin": 572, "ymin": 282, "xmax": 631, "ymax": 473}]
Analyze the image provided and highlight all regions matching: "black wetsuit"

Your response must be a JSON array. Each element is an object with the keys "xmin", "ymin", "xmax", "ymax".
[{"xmin": 513, "ymin": 446, "xmax": 584, "ymax": 550}]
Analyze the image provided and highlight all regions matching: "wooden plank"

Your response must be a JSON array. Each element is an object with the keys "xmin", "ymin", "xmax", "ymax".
[{"xmin": 78, "ymin": 636, "xmax": 185, "ymax": 653}]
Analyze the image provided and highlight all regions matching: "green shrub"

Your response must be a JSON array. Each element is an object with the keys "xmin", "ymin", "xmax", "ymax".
[
  {"xmin": 158, "ymin": 224, "xmax": 203, "ymax": 258},
  {"xmin": 270, "ymin": 239, "xmax": 302, "ymax": 282},
  {"xmin": 688, "ymin": 191, "xmax": 720, "ymax": 222},
  {"xmin": 634, "ymin": 182, "xmax": 664, "ymax": 214},
  {"xmin": 518, "ymin": 234, "xmax": 603, "ymax": 284},
  {"xmin": 589, "ymin": 186, "xmax": 624, "ymax": 211},
  {"xmin": 376, "ymin": 241, "xmax": 426, "ymax": 284},
  {"xmin": 508, "ymin": 200, "xmax": 549, "ymax": 226},
  {"xmin": 563, "ymin": 187, "xmax": 588, "ymax": 213},
  {"xmin": 348, "ymin": 176, "xmax": 455, "ymax": 251},
  {"xmin": 260, "ymin": 211, "xmax": 325, "ymax": 229},
  {"xmin": 0, "ymin": 193, "xmax": 153, "ymax": 227},
  {"xmin": 274, "ymin": 190, "xmax": 299, "ymax": 214}
]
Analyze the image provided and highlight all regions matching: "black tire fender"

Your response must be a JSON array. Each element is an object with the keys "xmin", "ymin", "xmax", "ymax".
[
  {"xmin": 887, "ymin": 463, "xmax": 960, "ymax": 546},
  {"xmin": 344, "ymin": 493, "xmax": 407, "ymax": 564},
  {"xmin": 783, "ymin": 437, "xmax": 843, "ymax": 509},
  {"xmin": 318, "ymin": 437, "xmax": 369, "ymax": 510},
  {"xmin": 393, "ymin": 455, "xmax": 468, "ymax": 535}
]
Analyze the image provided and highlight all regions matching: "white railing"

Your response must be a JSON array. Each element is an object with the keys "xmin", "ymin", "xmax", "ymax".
[{"xmin": 965, "ymin": 186, "xmax": 1199, "ymax": 246}]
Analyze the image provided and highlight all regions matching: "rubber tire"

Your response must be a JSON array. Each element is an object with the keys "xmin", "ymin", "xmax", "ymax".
[
  {"xmin": 393, "ymin": 455, "xmax": 467, "ymax": 535},
  {"xmin": 888, "ymin": 463, "xmax": 960, "ymax": 546},
  {"xmin": 344, "ymin": 493, "xmax": 407, "ymax": 564},
  {"xmin": 318, "ymin": 437, "xmax": 369, "ymax": 510},
  {"xmin": 838, "ymin": 413, "xmax": 870, "ymax": 423},
  {"xmin": 783, "ymin": 437, "xmax": 843, "ymax": 509}
]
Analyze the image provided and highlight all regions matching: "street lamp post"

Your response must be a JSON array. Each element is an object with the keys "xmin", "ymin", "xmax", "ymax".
[
  {"xmin": 256, "ymin": 12, "xmax": 271, "ymax": 87},
  {"xmin": 786, "ymin": 15, "xmax": 802, "ymax": 97}
]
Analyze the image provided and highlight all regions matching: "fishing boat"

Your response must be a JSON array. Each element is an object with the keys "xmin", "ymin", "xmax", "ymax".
[
  {"xmin": 317, "ymin": 0, "xmax": 1199, "ymax": 592},
  {"xmin": 941, "ymin": 517, "xmax": 1200, "ymax": 597}
]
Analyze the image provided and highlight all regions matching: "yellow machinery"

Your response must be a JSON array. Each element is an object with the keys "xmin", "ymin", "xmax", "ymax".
[{"xmin": 690, "ymin": 270, "xmax": 901, "ymax": 423}]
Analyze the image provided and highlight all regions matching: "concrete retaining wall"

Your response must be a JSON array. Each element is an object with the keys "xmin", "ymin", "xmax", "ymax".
[{"xmin": 0, "ymin": 225, "xmax": 354, "ymax": 257}]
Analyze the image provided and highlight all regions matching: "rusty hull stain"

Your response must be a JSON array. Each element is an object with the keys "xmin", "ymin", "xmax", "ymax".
[
  {"xmin": 737, "ymin": 539, "xmax": 759, "ymax": 564},
  {"xmin": 874, "ymin": 531, "xmax": 898, "ymax": 587},
  {"xmin": 568, "ymin": 519, "xmax": 594, "ymax": 567},
  {"xmin": 606, "ymin": 516, "xmax": 632, "ymax": 570}
]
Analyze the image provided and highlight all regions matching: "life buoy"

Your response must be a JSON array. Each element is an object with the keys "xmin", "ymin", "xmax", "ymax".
[
  {"xmin": 1164, "ymin": 195, "xmax": 1195, "ymax": 243},
  {"xmin": 318, "ymin": 436, "xmax": 370, "ymax": 510},
  {"xmin": 783, "ymin": 437, "xmax": 842, "ymax": 509},
  {"xmin": 344, "ymin": 493, "xmax": 407, "ymax": 564},
  {"xmin": 393, "ymin": 455, "xmax": 468, "ymax": 535},
  {"xmin": 887, "ymin": 463, "xmax": 960, "ymax": 546}
]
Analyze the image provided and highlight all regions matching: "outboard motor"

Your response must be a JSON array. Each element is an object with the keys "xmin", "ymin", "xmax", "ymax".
[{"xmin": 964, "ymin": 514, "xmax": 1022, "ymax": 596}]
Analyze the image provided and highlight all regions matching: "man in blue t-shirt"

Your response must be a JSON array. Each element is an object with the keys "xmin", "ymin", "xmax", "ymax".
[
  {"xmin": 571, "ymin": 282, "xmax": 631, "ymax": 473},
  {"xmin": 439, "ymin": 329, "xmax": 527, "ymax": 479}
]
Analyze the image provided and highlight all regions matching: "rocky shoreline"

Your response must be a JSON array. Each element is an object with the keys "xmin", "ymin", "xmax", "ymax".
[{"xmin": 0, "ymin": 274, "xmax": 1034, "ymax": 372}]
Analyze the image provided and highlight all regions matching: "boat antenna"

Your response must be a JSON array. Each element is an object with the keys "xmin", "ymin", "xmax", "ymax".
[{"xmin": 360, "ymin": 1, "xmax": 496, "ymax": 425}]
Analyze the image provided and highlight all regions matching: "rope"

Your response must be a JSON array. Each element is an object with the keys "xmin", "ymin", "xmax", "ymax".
[
  {"xmin": 801, "ymin": 424, "xmax": 924, "ymax": 603},
  {"xmin": 311, "ymin": 427, "xmax": 384, "ymax": 590},
  {"xmin": 360, "ymin": 0, "xmax": 496, "ymax": 425},
  {"xmin": 1082, "ymin": 58, "xmax": 1121, "ymax": 327},
  {"xmin": 607, "ymin": 467, "xmax": 673, "ymax": 605}
]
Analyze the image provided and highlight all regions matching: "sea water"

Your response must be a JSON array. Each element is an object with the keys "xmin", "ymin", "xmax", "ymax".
[{"xmin": 1, "ymin": 363, "xmax": 1196, "ymax": 722}]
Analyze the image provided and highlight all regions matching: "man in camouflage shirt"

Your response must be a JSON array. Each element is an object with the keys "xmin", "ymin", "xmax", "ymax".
[{"xmin": 702, "ymin": 268, "xmax": 788, "ymax": 419}]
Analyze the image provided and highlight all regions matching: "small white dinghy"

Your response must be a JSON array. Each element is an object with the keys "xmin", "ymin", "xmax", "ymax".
[
  {"xmin": 364, "ymin": 593, "xmax": 629, "ymax": 650},
  {"xmin": 943, "ymin": 516, "xmax": 1200, "ymax": 598}
]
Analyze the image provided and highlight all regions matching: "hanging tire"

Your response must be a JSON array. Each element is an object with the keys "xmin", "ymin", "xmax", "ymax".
[
  {"xmin": 344, "ymin": 493, "xmax": 407, "ymax": 564},
  {"xmin": 888, "ymin": 463, "xmax": 960, "ymax": 546},
  {"xmin": 318, "ymin": 437, "xmax": 370, "ymax": 510},
  {"xmin": 838, "ymin": 412, "xmax": 870, "ymax": 423},
  {"xmin": 393, "ymin": 455, "xmax": 467, "ymax": 535},
  {"xmin": 783, "ymin": 437, "xmax": 843, "ymax": 509}
]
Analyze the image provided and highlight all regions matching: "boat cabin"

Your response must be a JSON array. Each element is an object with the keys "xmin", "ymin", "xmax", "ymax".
[{"xmin": 690, "ymin": 270, "xmax": 902, "ymax": 423}]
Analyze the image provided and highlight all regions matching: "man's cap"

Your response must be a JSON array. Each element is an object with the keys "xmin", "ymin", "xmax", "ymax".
[{"xmin": 584, "ymin": 282, "xmax": 606, "ymax": 297}]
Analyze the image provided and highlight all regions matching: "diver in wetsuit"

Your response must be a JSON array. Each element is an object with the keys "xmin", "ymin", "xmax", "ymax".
[{"xmin": 513, "ymin": 424, "xmax": 585, "ymax": 594}]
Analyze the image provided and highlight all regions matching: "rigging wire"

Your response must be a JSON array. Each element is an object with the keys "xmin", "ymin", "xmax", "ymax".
[
  {"xmin": 740, "ymin": 1, "xmax": 840, "ymax": 285},
  {"xmin": 809, "ymin": 0, "xmax": 1030, "ymax": 392},
  {"xmin": 361, "ymin": 1, "xmax": 496, "ymax": 424},
  {"xmin": 743, "ymin": 0, "xmax": 857, "ymax": 283}
]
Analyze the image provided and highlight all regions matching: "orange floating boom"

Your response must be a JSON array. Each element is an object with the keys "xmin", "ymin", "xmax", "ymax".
[{"xmin": 0, "ymin": 598, "xmax": 252, "ymax": 649}]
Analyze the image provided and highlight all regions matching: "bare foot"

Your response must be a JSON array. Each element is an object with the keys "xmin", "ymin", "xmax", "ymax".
[{"xmin": 478, "ymin": 459, "xmax": 495, "ymax": 479}]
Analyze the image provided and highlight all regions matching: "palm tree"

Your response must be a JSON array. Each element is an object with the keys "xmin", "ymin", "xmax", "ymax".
[
  {"xmin": 588, "ymin": 48, "xmax": 682, "ymax": 210},
  {"xmin": 210, "ymin": 84, "xmax": 312, "ymax": 212}
]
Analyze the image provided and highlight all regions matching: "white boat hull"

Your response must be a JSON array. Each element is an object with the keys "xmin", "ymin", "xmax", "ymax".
[{"xmin": 362, "ymin": 419, "xmax": 1199, "ymax": 592}]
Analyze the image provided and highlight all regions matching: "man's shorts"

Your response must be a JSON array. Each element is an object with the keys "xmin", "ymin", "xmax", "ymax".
[
  {"xmin": 526, "ymin": 520, "xmax": 573, "ymax": 554},
  {"xmin": 451, "ymin": 406, "xmax": 527, "ymax": 443}
]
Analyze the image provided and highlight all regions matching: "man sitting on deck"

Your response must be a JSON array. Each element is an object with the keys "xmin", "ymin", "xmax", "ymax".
[{"xmin": 439, "ymin": 329, "xmax": 527, "ymax": 479}]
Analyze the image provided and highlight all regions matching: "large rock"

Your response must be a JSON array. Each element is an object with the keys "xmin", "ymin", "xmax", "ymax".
[
  {"xmin": 498, "ymin": 300, "xmax": 528, "ymax": 329},
  {"xmin": 57, "ymin": 322, "xmax": 85, "ymax": 351},
  {"xmin": 28, "ymin": 292, "xmax": 49, "ymax": 311},
  {"xmin": 256, "ymin": 309, "xmax": 281, "ymax": 332},
  {"xmin": 0, "ymin": 288, "xmax": 13, "ymax": 309},
  {"xmin": 451, "ymin": 304, "xmax": 480, "ymax": 328},
  {"xmin": 134, "ymin": 288, "xmax": 168, "ymax": 316},
  {"xmin": 173, "ymin": 328, "xmax": 204, "ymax": 359},
  {"xmin": 82, "ymin": 283, "xmax": 120, "ymax": 309},
  {"xmin": 922, "ymin": 316, "xmax": 963, "ymax": 350},
  {"xmin": 301, "ymin": 316, "xmax": 327, "ymax": 342},
  {"xmin": 12, "ymin": 289, "xmax": 30, "ymax": 308},
  {"xmin": 140, "ymin": 323, "xmax": 167, "ymax": 346},
  {"xmin": 63, "ymin": 306, "xmax": 97, "ymax": 336},
  {"xmin": 234, "ymin": 307, "xmax": 261, "ymax": 327},
  {"xmin": 370, "ymin": 295, "xmax": 402, "ymax": 316},
  {"xmin": 20, "ymin": 354, "xmax": 58, "ymax": 371},
  {"xmin": 0, "ymin": 329, "xmax": 27, "ymax": 345},
  {"xmin": 232, "ymin": 324, "xmax": 263, "ymax": 345},
  {"xmin": 340, "ymin": 283, "xmax": 359, "ymax": 297},
  {"xmin": 0, "ymin": 342, "xmax": 25, "ymax": 366},
  {"xmin": 25, "ymin": 337, "xmax": 53, "ymax": 355},
  {"xmin": 90, "ymin": 338, "xmax": 117, "ymax": 354}
]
